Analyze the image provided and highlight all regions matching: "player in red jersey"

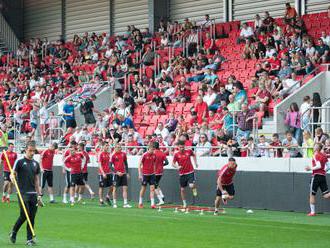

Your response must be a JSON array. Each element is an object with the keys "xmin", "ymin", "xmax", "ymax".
[
  {"xmin": 78, "ymin": 142, "xmax": 95, "ymax": 201},
  {"xmin": 40, "ymin": 142, "xmax": 58, "ymax": 203},
  {"xmin": 172, "ymin": 141, "xmax": 198, "ymax": 209},
  {"xmin": 138, "ymin": 143, "xmax": 157, "ymax": 208},
  {"xmin": 111, "ymin": 143, "xmax": 131, "ymax": 208},
  {"xmin": 64, "ymin": 144, "xmax": 85, "ymax": 206},
  {"xmin": 153, "ymin": 142, "xmax": 168, "ymax": 205},
  {"xmin": 1, "ymin": 143, "xmax": 17, "ymax": 203},
  {"xmin": 214, "ymin": 157, "xmax": 237, "ymax": 215},
  {"xmin": 305, "ymin": 143, "xmax": 330, "ymax": 216},
  {"xmin": 98, "ymin": 142, "xmax": 113, "ymax": 206},
  {"xmin": 62, "ymin": 140, "xmax": 77, "ymax": 204}
]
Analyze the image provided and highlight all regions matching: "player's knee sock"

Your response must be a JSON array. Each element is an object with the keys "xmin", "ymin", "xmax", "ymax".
[
  {"xmin": 7, "ymin": 194, "xmax": 10, "ymax": 200},
  {"xmin": 50, "ymin": 194, "xmax": 54, "ymax": 201},
  {"xmin": 70, "ymin": 196, "xmax": 75, "ymax": 203},
  {"xmin": 63, "ymin": 193, "xmax": 68, "ymax": 201},
  {"xmin": 310, "ymin": 204, "xmax": 315, "ymax": 214},
  {"xmin": 139, "ymin": 197, "xmax": 143, "ymax": 205},
  {"xmin": 151, "ymin": 198, "xmax": 155, "ymax": 206},
  {"xmin": 123, "ymin": 198, "xmax": 128, "ymax": 205},
  {"xmin": 78, "ymin": 194, "xmax": 83, "ymax": 201},
  {"xmin": 157, "ymin": 194, "xmax": 163, "ymax": 202},
  {"xmin": 158, "ymin": 189, "xmax": 164, "ymax": 198},
  {"xmin": 183, "ymin": 200, "xmax": 187, "ymax": 208},
  {"xmin": 113, "ymin": 199, "xmax": 117, "ymax": 204}
]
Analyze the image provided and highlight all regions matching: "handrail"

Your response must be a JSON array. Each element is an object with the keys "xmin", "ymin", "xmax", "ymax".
[{"xmin": 0, "ymin": 13, "xmax": 19, "ymax": 53}]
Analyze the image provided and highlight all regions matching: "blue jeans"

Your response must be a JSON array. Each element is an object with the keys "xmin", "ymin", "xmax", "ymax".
[
  {"xmin": 293, "ymin": 127, "xmax": 302, "ymax": 145},
  {"xmin": 187, "ymin": 74, "xmax": 205, "ymax": 83},
  {"xmin": 209, "ymin": 104, "xmax": 220, "ymax": 111},
  {"xmin": 236, "ymin": 128, "xmax": 251, "ymax": 144}
]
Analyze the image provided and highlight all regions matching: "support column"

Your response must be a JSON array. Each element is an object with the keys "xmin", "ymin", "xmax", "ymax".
[
  {"xmin": 150, "ymin": 0, "xmax": 169, "ymax": 33},
  {"xmin": 228, "ymin": 0, "xmax": 233, "ymax": 21}
]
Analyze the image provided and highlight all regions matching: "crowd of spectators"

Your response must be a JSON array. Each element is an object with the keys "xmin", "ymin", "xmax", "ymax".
[{"xmin": 0, "ymin": 4, "xmax": 329, "ymax": 159}]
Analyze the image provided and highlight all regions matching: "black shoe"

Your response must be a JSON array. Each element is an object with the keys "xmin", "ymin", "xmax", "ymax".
[
  {"xmin": 9, "ymin": 232, "xmax": 16, "ymax": 244},
  {"xmin": 26, "ymin": 239, "xmax": 36, "ymax": 246},
  {"xmin": 49, "ymin": 200, "xmax": 56, "ymax": 204},
  {"xmin": 99, "ymin": 201, "xmax": 105, "ymax": 207},
  {"xmin": 105, "ymin": 197, "xmax": 112, "ymax": 206}
]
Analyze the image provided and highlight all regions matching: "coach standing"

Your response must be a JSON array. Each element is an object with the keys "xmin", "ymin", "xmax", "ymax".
[{"xmin": 9, "ymin": 141, "xmax": 43, "ymax": 246}]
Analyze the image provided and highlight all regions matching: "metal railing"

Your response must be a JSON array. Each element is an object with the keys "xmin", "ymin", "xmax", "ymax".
[
  {"xmin": 0, "ymin": 13, "xmax": 19, "ymax": 53},
  {"xmin": 46, "ymin": 116, "xmax": 66, "ymax": 145},
  {"xmin": 301, "ymin": 106, "xmax": 330, "ymax": 135}
]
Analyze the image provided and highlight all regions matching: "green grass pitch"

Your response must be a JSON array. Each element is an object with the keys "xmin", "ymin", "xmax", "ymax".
[{"xmin": 1, "ymin": 199, "xmax": 330, "ymax": 248}]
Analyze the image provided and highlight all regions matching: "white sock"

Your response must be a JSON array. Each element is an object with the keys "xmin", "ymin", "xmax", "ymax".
[
  {"xmin": 50, "ymin": 194, "xmax": 54, "ymax": 201},
  {"xmin": 139, "ymin": 197, "xmax": 143, "ymax": 205},
  {"xmin": 63, "ymin": 193, "xmax": 67, "ymax": 201},
  {"xmin": 113, "ymin": 199, "xmax": 117, "ymax": 204},
  {"xmin": 157, "ymin": 194, "xmax": 163, "ymax": 202},
  {"xmin": 2, "ymin": 192, "xmax": 6, "ymax": 197},
  {"xmin": 7, "ymin": 194, "xmax": 10, "ymax": 199},
  {"xmin": 183, "ymin": 200, "xmax": 187, "ymax": 207},
  {"xmin": 87, "ymin": 187, "xmax": 93, "ymax": 194},
  {"xmin": 70, "ymin": 196, "xmax": 75, "ymax": 203},
  {"xmin": 124, "ymin": 198, "xmax": 128, "ymax": 205},
  {"xmin": 310, "ymin": 204, "xmax": 315, "ymax": 214},
  {"xmin": 74, "ymin": 193, "xmax": 78, "ymax": 198},
  {"xmin": 158, "ymin": 189, "xmax": 164, "ymax": 198},
  {"xmin": 78, "ymin": 194, "xmax": 83, "ymax": 201},
  {"xmin": 151, "ymin": 198, "xmax": 155, "ymax": 206}
]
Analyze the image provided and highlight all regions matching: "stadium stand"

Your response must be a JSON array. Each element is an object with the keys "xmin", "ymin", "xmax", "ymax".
[{"xmin": 0, "ymin": 6, "xmax": 329, "ymax": 158}]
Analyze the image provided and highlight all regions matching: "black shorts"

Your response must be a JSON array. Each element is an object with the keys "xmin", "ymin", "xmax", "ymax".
[
  {"xmin": 3, "ymin": 171, "xmax": 11, "ymax": 182},
  {"xmin": 65, "ymin": 171, "xmax": 71, "ymax": 188},
  {"xmin": 83, "ymin": 173, "xmax": 88, "ymax": 182},
  {"xmin": 180, "ymin": 173, "xmax": 196, "ymax": 188},
  {"xmin": 216, "ymin": 183, "xmax": 235, "ymax": 197},
  {"xmin": 155, "ymin": 175, "xmax": 162, "ymax": 189},
  {"xmin": 66, "ymin": 119, "xmax": 77, "ymax": 129},
  {"xmin": 99, "ymin": 174, "xmax": 114, "ymax": 188},
  {"xmin": 70, "ymin": 173, "xmax": 85, "ymax": 187},
  {"xmin": 41, "ymin": 170, "xmax": 53, "ymax": 188},
  {"xmin": 113, "ymin": 174, "xmax": 128, "ymax": 187},
  {"xmin": 142, "ymin": 174, "xmax": 155, "ymax": 186},
  {"xmin": 310, "ymin": 175, "xmax": 329, "ymax": 196}
]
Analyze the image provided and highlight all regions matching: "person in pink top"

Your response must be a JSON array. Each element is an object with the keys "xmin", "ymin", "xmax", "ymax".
[{"xmin": 284, "ymin": 102, "xmax": 302, "ymax": 145}]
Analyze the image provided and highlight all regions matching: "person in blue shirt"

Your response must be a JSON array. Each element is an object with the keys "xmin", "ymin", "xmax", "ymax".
[
  {"xmin": 63, "ymin": 99, "xmax": 77, "ymax": 128},
  {"xmin": 233, "ymin": 83, "xmax": 247, "ymax": 109}
]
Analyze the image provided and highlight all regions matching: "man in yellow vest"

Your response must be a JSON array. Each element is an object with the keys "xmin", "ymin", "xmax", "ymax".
[{"xmin": 0, "ymin": 124, "xmax": 9, "ymax": 150}]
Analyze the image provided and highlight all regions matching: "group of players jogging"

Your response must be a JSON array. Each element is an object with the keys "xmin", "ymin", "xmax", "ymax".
[{"xmin": 1, "ymin": 140, "xmax": 329, "ymax": 216}]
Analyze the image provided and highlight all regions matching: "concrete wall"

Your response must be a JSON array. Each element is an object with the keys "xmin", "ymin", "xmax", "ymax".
[{"xmin": 2, "ymin": 156, "xmax": 330, "ymax": 213}]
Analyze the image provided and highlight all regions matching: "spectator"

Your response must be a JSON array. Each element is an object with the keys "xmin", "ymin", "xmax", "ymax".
[
  {"xmin": 269, "ymin": 133, "xmax": 282, "ymax": 157},
  {"xmin": 278, "ymin": 60, "xmax": 292, "ymax": 80},
  {"xmin": 250, "ymin": 83, "xmax": 271, "ymax": 111},
  {"xmin": 314, "ymin": 127, "xmax": 329, "ymax": 144},
  {"xmin": 320, "ymin": 31, "xmax": 330, "ymax": 46},
  {"xmin": 141, "ymin": 47, "xmax": 155, "ymax": 66},
  {"xmin": 204, "ymin": 33, "xmax": 215, "ymax": 55},
  {"xmin": 164, "ymin": 113, "xmax": 178, "ymax": 133},
  {"xmin": 284, "ymin": 3, "xmax": 297, "ymax": 25},
  {"xmin": 148, "ymin": 93, "xmax": 166, "ymax": 114},
  {"xmin": 39, "ymin": 101, "xmax": 49, "ymax": 145},
  {"xmin": 154, "ymin": 122, "xmax": 169, "ymax": 140},
  {"xmin": 29, "ymin": 105, "xmax": 39, "ymax": 138},
  {"xmin": 63, "ymin": 99, "xmax": 77, "ymax": 129},
  {"xmin": 285, "ymin": 102, "xmax": 302, "ymax": 145},
  {"xmin": 220, "ymin": 107, "xmax": 234, "ymax": 136},
  {"xmin": 261, "ymin": 11, "xmax": 274, "ymax": 33},
  {"xmin": 279, "ymin": 72, "xmax": 300, "ymax": 97},
  {"xmin": 237, "ymin": 23, "xmax": 254, "ymax": 43},
  {"xmin": 311, "ymin": 92, "xmax": 322, "ymax": 132},
  {"xmin": 282, "ymin": 131, "xmax": 300, "ymax": 158},
  {"xmin": 195, "ymin": 96, "xmax": 208, "ymax": 124},
  {"xmin": 79, "ymin": 95, "xmax": 97, "ymax": 126},
  {"xmin": 236, "ymin": 104, "xmax": 256, "ymax": 142},
  {"xmin": 174, "ymin": 77, "xmax": 191, "ymax": 103},
  {"xmin": 242, "ymin": 39, "xmax": 256, "ymax": 59},
  {"xmin": 186, "ymin": 29, "xmax": 198, "ymax": 56},
  {"xmin": 254, "ymin": 14, "xmax": 262, "ymax": 32},
  {"xmin": 125, "ymin": 134, "xmax": 140, "ymax": 155},
  {"xmin": 257, "ymin": 135, "xmax": 270, "ymax": 157},
  {"xmin": 196, "ymin": 134, "xmax": 212, "ymax": 156},
  {"xmin": 203, "ymin": 86, "xmax": 217, "ymax": 107},
  {"xmin": 302, "ymin": 131, "xmax": 314, "ymax": 158},
  {"xmin": 300, "ymin": 96, "xmax": 311, "ymax": 132},
  {"xmin": 315, "ymin": 38, "xmax": 330, "ymax": 63},
  {"xmin": 324, "ymin": 139, "xmax": 330, "ymax": 158}
]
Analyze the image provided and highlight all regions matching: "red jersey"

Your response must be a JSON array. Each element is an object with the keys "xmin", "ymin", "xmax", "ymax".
[
  {"xmin": 41, "ymin": 149, "xmax": 55, "ymax": 171},
  {"xmin": 154, "ymin": 149, "xmax": 167, "ymax": 175},
  {"xmin": 312, "ymin": 152, "xmax": 328, "ymax": 176},
  {"xmin": 98, "ymin": 151, "xmax": 111, "ymax": 175},
  {"xmin": 140, "ymin": 152, "xmax": 156, "ymax": 175},
  {"xmin": 1, "ymin": 151, "xmax": 17, "ymax": 172},
  {"xmin": 217, "ymin": 163, "xmax": 237, "ymax": 185},
  {"xmin": 111, "ymin": 151, "xmax": 127, "ymax": 174},
  {"xmin": 63, "ymin": 149, "xmax": 71, "ymax": 170},
  {"xmin": 65, "ymin": 153, "xmax": 83, "ymax": 174},
  {"xmin": 81, "ymin": 150, "xmax": 90, "ymax": 173},
  {"xmin": 173, "ymin": 149, "xmax": 195, "ymax": 175}
]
